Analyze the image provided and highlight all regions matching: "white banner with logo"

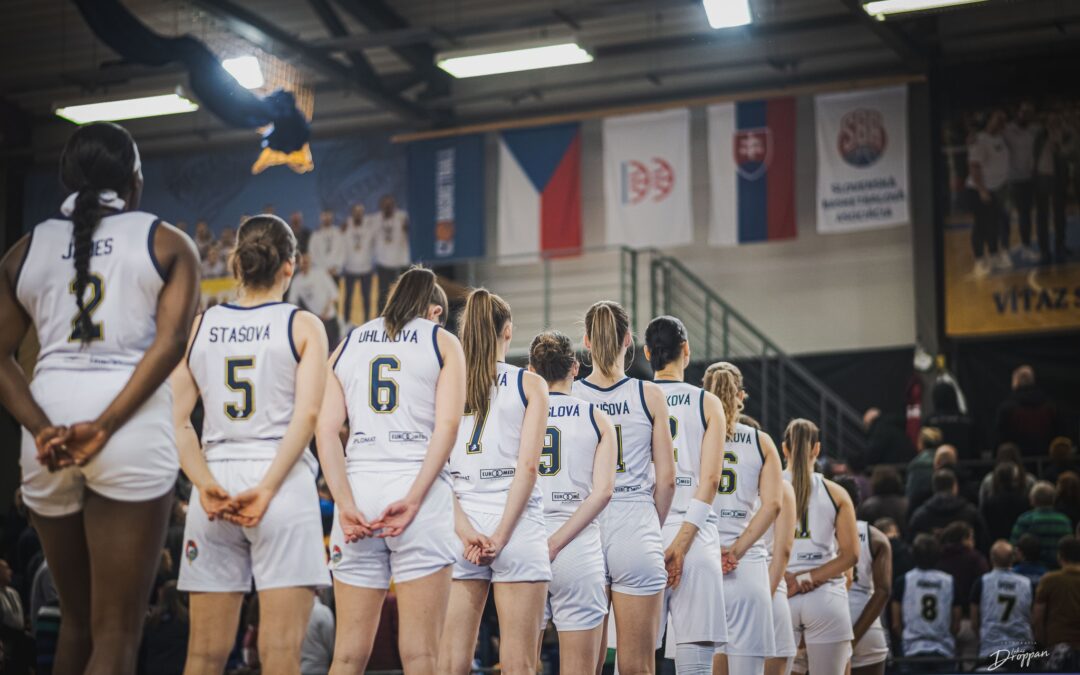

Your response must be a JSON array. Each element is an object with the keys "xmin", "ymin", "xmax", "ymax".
[
  {"xmin": 815, "ymin": 85, "xmax": 909, "ymax": 233},
  {"xmin": 602, "ymin": 108, "xmax": 693, "ymax": 247}
]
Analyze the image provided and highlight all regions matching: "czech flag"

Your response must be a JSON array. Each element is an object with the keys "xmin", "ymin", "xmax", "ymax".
[
  {"xmin": 707, "ymin": 98, "xmax": 797, "ymax": 246},
  {"xmin": 497, "ymin": 123, "xmax": 582, "ymax": 259}
]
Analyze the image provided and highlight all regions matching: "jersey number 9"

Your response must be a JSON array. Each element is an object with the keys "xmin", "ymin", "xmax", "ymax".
[{"xmin": 540, "ymin": 426, "xmax": 562, "ymax": 476}]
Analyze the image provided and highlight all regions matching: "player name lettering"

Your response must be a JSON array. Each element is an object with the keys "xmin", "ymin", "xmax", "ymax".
[
  {"xmin": 208, "ymin": 325, "xmax": 270, "ymax": 343},
  {"xmin": 666, "ymin": 393, "xmax": 691, "ymax": 407},
  {"xmin": 61, "ymin": 237, "xmax": 113, "ymax": 259},
  {"xmin": 916, "ymin": 579, "xmax": 942, "ymax": 589},
  {"xmin": 549, "ymin": 403, "xmax": 581, "ymax": 417},
  {"xmin": 355, "ymin": 328, "xmax": 419, "ymax": 344},
  {"xmin": 595, "ymin": 401, "xmax": 630, "ymax": 415},
  {"xmin": 732, "ymin": 431, "xmax": 753, "ymax": 444}
]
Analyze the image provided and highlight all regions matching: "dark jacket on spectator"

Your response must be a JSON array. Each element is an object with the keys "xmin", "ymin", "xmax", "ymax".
[
  {"xmin": 981, "ymin": 489, "xmax": 1032, "ymax": 543},
  {"xmin": 858, "ymin": 495, "xmax": 909, "ymax": 536},
  {"xmin": 906, "ymin": 450, "xmax": 935, "ymax": 516},
  {"xmin": 995, "ymin": 385, "xmax": 1061, "ymax": 455},
  {"xmin": 865, "ymin": 413, "xmax": 914, "ymax": 467},
  {"xmin": 925, "ymin": 382, "xmax": 977, "ymax": 460},
  {"xmin": 938, "ymin": 543, "xmax": 989, "ymax": 616},
  {"xmin": 908, "ymin": 493, "xmax": 990, "ymax": 552}
]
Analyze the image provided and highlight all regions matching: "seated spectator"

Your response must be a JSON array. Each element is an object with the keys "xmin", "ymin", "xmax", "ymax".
[
  {"xmin": 907, "ymin": 427, "xmax": 944, "ymax": 516},
  {"xmin": 1011, "ymin": 481, "xmax": 1073, "ymax": 569},
  {"xmin": 1055, "ymin": 472, "xmax": 1080, "ymax": 529},
  {"xmin": 301, "ymin": 594, "xmax": 334, "ymax": 675},
  {"xmin": 138, "ymin": 581, "xmax": 189, "ymax": 675},
  {"xmin": 892, "ymin": 534, "xmax": 960, "ymax": 660},
  {"xmin": 909, "ymin": 468, "xmax": 990, "ymax": 552},
  {"xmin": 981, "ymin": 462, "xmax": 1032, "ymax": 543},
  {"xmin": 1033, "ymin": 536, "xmax": 1080, "ymax": 650},
  {"xmin": 925, "ymin": 380, "xmax": 976, "ymax": 461},
  {"xmin": 219, "ymin": 226, "xmax": 237, "ymax": 258},
  {"xmin": 979, "ymin": 443, "xmax": 1036, "ymax": 506},
  {"xmin": 876, "ymin": 517, "xmax": 914, "ymax": 583},
  {"xmin": 193, "ymin": 219, "xmax": 213, "ymax": 259},
  {"xmin": 994, "ymin": 365, "xmax": 1062, "ymax": 455},
  {"xmin": 200, "ymin": 245, "xmax": 227, "ymax": 279},
  {"xmin": 1013, "ymin": 533, "xmax": 1049, "ymax": 588},
  {"xmin": 1044, "ymin": 437, "xmax": 1080, "ymax": 483},
  {"xmin": 934, "ymin": 444, "xmax": 979, "ymax": 505},
  {"xmin": 864, "ymin": 407, "xmax": 914, "ymax": 466},
  {"xmin": 288, "ymin": 253, "xmax": 341, "ymax": 347},
  {"xmin": 970, "ymin": 540, "xmax": 1034, "ymax": 659},
  {"xmin": 859, "ymin": 466, "xmax": 909, "ymax": 535},
  {"xmin": 938, "ymin": 521, "xmax": 989, "ymax": 613}
]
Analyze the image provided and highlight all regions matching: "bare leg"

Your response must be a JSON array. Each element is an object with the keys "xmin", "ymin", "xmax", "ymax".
[
  {"xmin": 328, "ymin": 580, "xmax": 386, "ymax": 675},
  {"xmin": 82, "ymin": 489, "xmax": 172, "ymax": 675},
  {"xmin": 184, "ymin": 592, "xmax": 244, "ymax": 675},
  {"xmin": 594, "ymin": 589, "xmax": 612, "ymax": 675},
  {"xmin": 437, "ymin": 579, "xmax": 490, "ymax": 675},
  {"xmin": 765, "ymin": 656, "xmax": 794, "ymax": 675},
  {"xmin": 716, "ymin": 652, "xmax": 729, "ymax": 675},
  {"xmin": 258, "ymin": 587, "xmax": 315, "ymax": 675},
  {"xmin": 492, "ymin": 581, "xmax": 549, "ymax": 675},
  {"xmin": 29, "ymin": 510, "xmax": 92, "ymax": 675},
  {"xmin": 611, "ymin": 590, "xmax": 663, "ymax": 675},
  {"xmin": 560, "ymin": 626, "xmax": 605, "ymax": 675},
  {"xmin": 395, "ymin": 565, "xmax": 453, "ymax": 675}
]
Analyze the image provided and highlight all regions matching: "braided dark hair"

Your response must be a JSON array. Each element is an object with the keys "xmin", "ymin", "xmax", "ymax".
[
  {"xmin": 644, "ymin": 315, "xmax": 687, "ymax": 372},
  {"xmin": 59, "ymin": 123, "xmax": 138, "ymax": 344}
]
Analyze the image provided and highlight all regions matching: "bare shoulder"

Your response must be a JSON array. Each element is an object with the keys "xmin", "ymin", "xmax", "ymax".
[{"xmin": 0, "ymin": 234, "xmax": 33, "ymax": 285}]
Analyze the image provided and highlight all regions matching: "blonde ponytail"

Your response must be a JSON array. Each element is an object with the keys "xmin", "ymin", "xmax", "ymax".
[
  {"xmin": 584, "ymin": 300, "xmax": 630, "ymax": 379},
  {"xmin": 784, "ymin": 418, "xmax": 820, "ymax": 525},
  {"xmin": 703, "ymin": 361, "xmax": 742, "ymax": 440},
  {"xmin": 461, "ymin": 288, "xmax": 512, "ymax": 419}
]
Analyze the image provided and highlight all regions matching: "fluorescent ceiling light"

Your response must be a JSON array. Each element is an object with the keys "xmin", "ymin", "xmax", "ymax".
[
  {"xmin": 862, "ymin": 0, "xmax": 987, "ymax": 19},
  {"xmin": 703, "ymin": 0, "xmax": 753, "ymax": 29},
  {"xmin": 222, "ymin": 55, "xmax": 265, "ymax": 89},
  {"xmin": 437, "ymin": 42, "xmax": 593, "ymax": 78},
  {"xmin": 55, "ymin": 93, "xmax": 199, "ymax": 124}
]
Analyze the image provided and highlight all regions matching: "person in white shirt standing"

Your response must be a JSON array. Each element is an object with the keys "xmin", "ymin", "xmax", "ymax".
[
  {"xmin": 373, "ymin": 195, "xmax": 411, "ymax": 312},
  {"xmin": 308, "ymin": 210, "xmax": 345, "ymax": 280},
  {"xmin": 1003, "ymin": 102, "xmax": 1040, "ymax": 263},
  {"xmin": 342, "ymin": 203, "xmax": 376, "ymax": 327},
  {"xmin": 288, "ymin": 253, "xmax": 341, "ymax": 347},
  {"xmin": 966, "ymin": 110, "xmax": 1013, "ymax": 277}
]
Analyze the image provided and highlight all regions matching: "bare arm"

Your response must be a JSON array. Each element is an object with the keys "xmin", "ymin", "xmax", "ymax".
[
  {"xmin": 852, "ymin": 526, "xmax": 893, "ymax": 644},
  {"xmin": 797, "ymin": 480, "xmax": 859, "ymax": 590},
  {"xmin": 951, "ymin": 605, "xmax": 962, "ymax": 636},
  {"xmin": 890, "ymin": 600, "xmax": 903, "ymax": 639},
  {"xmin": 731, "ymin": 431, "xmax": 783, "ymax": 560},
  {"xmin": 0, "ymin": 236, "xmax": 52, "ymax": 440},
  {"xmin": 645, "ymin": 382, "xmax": 676, "ymax": 525},
  {"xmin": 491, "ymin": 372, "xmax": 549, "ymax": 548},
  {"xmin": 171, "ymin": 314, "xmax": 214, "ymax": 492},
  {"xmin": 548, "ymin": 408, "xmax": 616, "ymax": 559},
  {"xmin": 769, "ymin": 481, "xmax": 796, "ymax": 594}
]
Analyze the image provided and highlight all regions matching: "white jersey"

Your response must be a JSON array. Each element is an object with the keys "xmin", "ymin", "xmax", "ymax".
[
  {"xmin": 785, "ymin": 471, "xmax": 843, "ymax": 587},
  {"xmin": 655, "ymin": 380, "xmax": 707, "ymax": 521},
  {"xmin": 976, "ymin": 569, "xmax": 1033, "ymax": 657},
  {"xmin": 188, "ymin": 301, "xmax": 313, "ymax": 469},
  {"xmin": 539, "ymin": 393, "xmax": 601, "ymax": 521},
  {"xmin": 308, "ymin": 226, "xmax": 345, "ymax": 272},
  {"xmin": 849, "ymin": 520, "xmax": 883, "ymax": 627},
  {"xmin": 572, "ymin": 377, "xmax": 654, "ymax": 503},
  {"xmin": 333, "ymin": 316, "xmax": 443, "ymax": 473},
  {"xmin": 342, "ymin": 221, "xmax": 375, "ymax": 275},
  {"xmin": 715, "ymin": 422, "xmax": 768, "ymax": 560},
  {"xmin": 450, "ymin": 362, "xmax": 542, "ymax": 516},
  {"xmin": 373, "ymin": 209, "xmax": 411, "ymax": 268},
  {"xmin": 16, "ymin": 211, "xmax": 165, "ymax": 374},
  {"xmin": 901, "ymin": 568, "xmax": 955, "ymax": 657}
]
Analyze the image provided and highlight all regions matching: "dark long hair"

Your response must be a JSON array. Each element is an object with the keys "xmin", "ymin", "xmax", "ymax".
[
  {"xmin": 644, "ymin": 315, "xmax": 687, "ymax": 372},
  {"xmin": 59, "ymin": 123, "xmax": 138, "ymax": 344}
]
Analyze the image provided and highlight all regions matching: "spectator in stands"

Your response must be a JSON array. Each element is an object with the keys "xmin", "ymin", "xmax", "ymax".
[
  {"xmin": 289, "ymin": 211, "xmax": 311, "ymax": 254},
  {"xmin": 979, "ymin": 443, "xmax": 1036, "ymax": 507},
  {"xmin": 193, "ymin": 219, "xmax": 213, "ymax": 259},
  {"xmin": 891, "ymin": 534, "xmax": 960, "ymax": 664},
  {"xmin": 1011, "ymin": 481, "xmax": 1073, "ymax": 569},
  {"xmin": 970, "ymin": 540, "xmax": 1034, "ymax": 660},
  {"xmin": 859, "ymin": 466, "xmax": 909, "ymax": 535},
  {"xmin": 864, "ymin": 407, "xmax": 914, "ymax": 467},
  {"xmin": 934, "ymin": 444, "xmax": 979, "ymax": 505},
  {"xmin": 1013, "ymin": 533, "xmax": 1049, "ymax": 588},
  {"xmin": 309, "ymin": 209, "xmax": 344, "ymax": 279},
  {"xmin": 1033, "ymin": 536, "xmax": 1080, "ymax": 651},
  {"xmin": 200, "ymin": 245, "xmax": 227, "ymax": 279},
  {"xmin": 925, "ymin": 380, "xmax": 976, "ymax": 461},
  {"xmin": 341, "ymin": 203, "xmax": 375, "ymax": 327},
  {"xmin": 372, "ymin": 194, "xmax": 411, "ymax": 312},
  {"xmin": 938, "ymin": 521, "xmax": 989, "ymax": 614},
  {"xmin": 876, "ymin": 517, "xmax": 914, "ymax": 583},
  {"xmin": 981, "ymin": 462, "xmax": 1032, "ymax": 543},
  {"xmin": 288, "ymin": 252, "xmax": 341, "ymax": 347},
  {"xmin": 138, "ymin": 581, "xmax": 188, "ymax": 675},
  {"xmin": 994, "ymin": 365, "xmax": 1062, "ymax": 455},
  {"xmin": 1044, "ymin": 437, "xmax": 1080, "ymax": 483},
  {"xmin": 1055, "ymin": 472, "xmax": 1080, "ymax": 529},
  {"xmin": 300, "ymin": 594, "xmax": 334, "ymax": 675},
  {"xmin": 219, "ymin": 226, "xmax": 236, "ymax": 259},
  {"xmin": 907, "ymin": 427, "xmax": 943, "ymax": 516},
  {"xmin": 0, "ymin": 559, "xmax": 31, "ymax": 673},
  {"xmin": 909, "ymin": 469, "xmax": 990, "ymax": 552}
]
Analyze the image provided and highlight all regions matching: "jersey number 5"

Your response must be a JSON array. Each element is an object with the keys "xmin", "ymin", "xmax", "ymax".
[
  {"xmin": 225, "ymin": 357, "xmax": 255, "ymax": 420},
  {"xmin": 67, "ymin": 274, "xmax": 105, "ymax": 342}
]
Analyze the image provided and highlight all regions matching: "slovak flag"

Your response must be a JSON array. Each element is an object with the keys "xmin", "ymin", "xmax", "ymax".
[
  {"xmin": 497, "ymin": 123, "xmax": 582, "ymax": 259},
  {"xmin": 707, "ymin": 98, "xmax": 797, "ymax": 246}
]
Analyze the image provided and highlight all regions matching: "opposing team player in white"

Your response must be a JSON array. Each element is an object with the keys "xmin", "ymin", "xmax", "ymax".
[
  {"xmin": 527, "ymin": 330, "xmax": 617, "ymax": 672},
  {"xmin": 644, "ymin": 317, "xmax": 729, "ymax": 675},
  {"xmin": 971, "ymin": 540, "xmax": 1033, "ymax": 660},
  {"xmin": 0, "ymin": 122, "xmax": 199, "ymax": 674},
  {"xmin": 173, "ymin": 215, "xmax": 330, "ymax": 674},
  {"xmin": 438, "ymin": 289, "xmax": 551, "ymax": 675},
  {"xmin": 892, "ymin": 534, "xmax": 959, "ymax": 663},
  {"xmin": 782, "ymin": 419, "xmax": 859, "ymax": 675},
  {"xmin": 317, "ymin": 267, "xmax": 466, "ymax": 674},
  {"xmin": 572, "ymin": 300, "xmax": 675, "ymax": 675},
  {"xmin": 703, "ymin": 363, "xmax": 784, "ymax": 675}
]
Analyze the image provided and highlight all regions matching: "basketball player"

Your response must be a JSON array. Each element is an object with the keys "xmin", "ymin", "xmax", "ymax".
[
  {"xmin": 971, "ymin": 540, "xmax": 1033, "ymax": 660},
  {"xmin": 0, "ymin": 122, "xmax": 199, "ymax": 673},
  {"xmin": 703, "ymin": 362, "xmax": 783, "ymax": 675},
  {"xmin": 891, "ymin": 534, "xmax": 959, "ymax": 665},
  {"xmin": 438, "ymin": 289, "xmax": 551, "ymax": 675},
  {"xmin": 762, "ymin": 481, "xmax": 798, "ymax": 675},
  {"xmin": 644, "ymin": 317, "xmax": 728, "ymax": 675},
  {"xmin": 172, "ymin": 215, "xmax": 330, "ymax": 675},
  {"xmin": 316, "ymin": 267, "xmax": 466, "ymax": 674},
  {"xmin": 572, "ymin": 300, "xmax": 675, "ymax": 675},
  {"xmin": 528, "ymin": 330, "xmax": 617, "ymax": 673},
  {"xmin": 782, "ymin": 419, "xmax": 859, "ymax": 675}
]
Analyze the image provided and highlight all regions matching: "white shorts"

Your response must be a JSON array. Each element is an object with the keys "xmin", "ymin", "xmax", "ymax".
[
  {"xmin": 598, "ymin": 501, "xmax": 665, "ymax": 596},
  {"xmin": 662, "ymin": 519, "xmax": 727, "ymax": 646},
  {"xmin": 716, "ymin": 555, "xmax": 775, "ymax": 657},
  {"xmin": 20, "ymin": 369, "xmax": 178, "ymax": 517},
  {"xmin": 772, "ymin": 582, "xmax": 797, "ymax": 658},
  {"xmin": 178, "ymin": 459, "xmax": 329, "ymax": 592},
  {"xmin": 851, "ymin": 623, "xmax": 889, "ymax": 667},
  {"xmin": 453, "ymin": 508, "xmax": 551, "ymax": 583},
  {"xmin": 330, "ymin": 471, "xmax": 458, "ymax": 589},
  {"xmin": 544, "ymin": 520, "xmax": 608, "ymax": 631},
  {"xmin": 788, "ymin": 581, "xmax": 854, "ymax": 645}
]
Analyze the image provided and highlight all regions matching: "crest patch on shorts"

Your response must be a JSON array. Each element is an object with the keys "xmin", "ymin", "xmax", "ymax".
[{"xmin": 185, "ymin": 540, "xmax": 198, "ymax": 562}]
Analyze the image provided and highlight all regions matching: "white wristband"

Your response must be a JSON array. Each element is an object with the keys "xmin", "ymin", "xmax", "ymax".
[
  {"xmin": 685, "ymin": 499, "xmax": 712, "ymax": 530},
  {"xmin": 796, "ymin": 572, "xmax": 813, "ymax": 586}
]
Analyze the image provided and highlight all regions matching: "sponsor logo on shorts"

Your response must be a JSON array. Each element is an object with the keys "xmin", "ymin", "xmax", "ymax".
[
  {"xmin": 675, "ymin": 476, "xmax": 692, "ymax": 487},
  {"xmin": 185, "ymin": 540, "xmax": 198, "ymax": 562},
  {"xmin": 613, "ymin": 484, "xmax": 641, "ymax": 493},
  {"xmin": 389, "ymin": 431, "xmax": 430, "ymax": 443},
  {"xmin": 331, "ymin": 545, "xmax": 343, "ymax": 565},
  {"xmin": 796, "ymin": 552, "xmax": 824, "ymax": 561},
  {"xmin": 720, "ymin": 508, "xmax": 748, "ymax": 519},
  {"xmin": 551, "ymin": 491, "xmax": 582, "ymax": 502},
  {"xmin": 480, "ymin": 467, "xmax": 516, "ymax": 480}
]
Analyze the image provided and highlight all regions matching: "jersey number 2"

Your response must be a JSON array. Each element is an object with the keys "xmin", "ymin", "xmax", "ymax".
[{"xmin": 68, "ymin": 274, "xmax": 105, "ymax": 342}]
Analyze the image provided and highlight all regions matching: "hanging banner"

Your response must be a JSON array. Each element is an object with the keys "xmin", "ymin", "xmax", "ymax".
[
  {"xmin": 708, "ymin": 98, "xmax": 797, "ymax": 246},
  {"xmin": 815, "ymin": 85, "xmax": 909, "ymax": 233},
  {"xmin": 406, "ymin": 134, "xmax": 486, "ymax": 262},
  {"xmin": 602, "ymin": 108, "xmax": 693, "ymax": 248}
]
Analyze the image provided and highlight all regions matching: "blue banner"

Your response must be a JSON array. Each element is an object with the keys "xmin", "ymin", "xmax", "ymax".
[{"xmin": 406, "ymin": 134, "xmax": 485, "ymax": 262}]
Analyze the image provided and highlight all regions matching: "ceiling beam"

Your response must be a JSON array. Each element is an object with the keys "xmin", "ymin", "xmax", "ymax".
[
  {"xmin": 305, "ymin": 0, "xmax": 383, "ymax": 87},
  {"xmin": 840, "ymin": 0, "xmax": 928, "ymax": 71}
]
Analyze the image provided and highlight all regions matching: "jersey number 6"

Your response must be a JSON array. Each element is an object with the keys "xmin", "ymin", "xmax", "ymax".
[{"xmin": 369, "ymin": 356, "xmax": 400, "ymax": 413}]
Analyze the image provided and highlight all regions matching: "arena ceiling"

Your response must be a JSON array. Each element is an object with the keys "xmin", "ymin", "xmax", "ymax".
[{"xmin": 2, "ymin": 0, "xmax": 1079, "ymax": 155}]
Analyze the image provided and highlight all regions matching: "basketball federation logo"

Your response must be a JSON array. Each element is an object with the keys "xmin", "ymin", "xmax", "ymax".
[
  {"xmin": 733, "ymin": 128, "xmax": 772, "ymax": 180},
  {"xmin": 620, "ymin": 158, "xmax": 675, "ymax": 204},
  {"xmin": 837, "ymin": 108, "xmax": 887, "ymax": 167},
  {"xmin": 185, "ymin": 540, "xmax": 198, "ymax": 563},
  {"xmin": 331, "ymin": 545, "xmax": 343, "ymax": 565}
]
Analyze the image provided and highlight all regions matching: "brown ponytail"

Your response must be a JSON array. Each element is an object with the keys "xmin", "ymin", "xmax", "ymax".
[
  {"xmin": 382, "ymin": 266, "xmax": 444, "ymax": 340},
  {"xmin": 461, "ymin": 288, "xmax": 512, "ymax": 419},
  {"xmin": 703, "ymin": 362, "xmax": 742, "ymax": 440},
  {"xmin": 584, "ymin": 300, "xmax": 630, "ymax": 379},
  {"xmin": 784, "ymin": 418, "xmax": 820, "ymax": 525},
  {"xmin": 529, "ymin": 330, "xmax": 576, "ymax": 384},
  {"xmin": 231, "ymin": 215, "xmax": 296, "ymax": 289}
]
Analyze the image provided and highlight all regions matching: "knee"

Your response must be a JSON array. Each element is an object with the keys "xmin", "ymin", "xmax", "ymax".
[{"xmin": 332, "ymin": 646, "xmax": 371, "ymax": 671}]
